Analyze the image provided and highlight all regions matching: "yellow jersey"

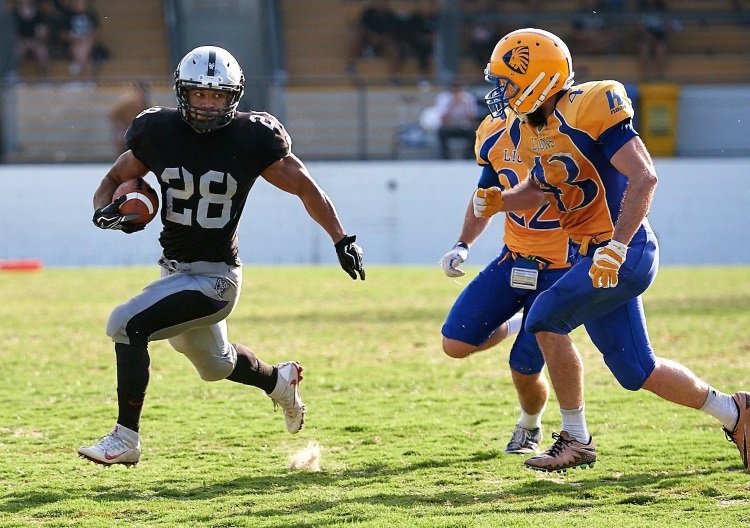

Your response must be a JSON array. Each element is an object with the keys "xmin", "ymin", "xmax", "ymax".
[
  {"xmin": 475, "ymin": 114, "xmax": 570, "ymax": 268},
  {"xmin": 507, "ymin": 80, "xmax": 637, "ymax": 246}
]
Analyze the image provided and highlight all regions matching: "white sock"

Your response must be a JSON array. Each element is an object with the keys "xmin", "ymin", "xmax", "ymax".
[
  {"xmin": 700, "ymin": 387, "xmax": 739, "ymax": 431},
  {"xmin": 517, "ymin": 403, "xmax": 545, "ymax": 430},
  {"xmin": 560, "ymin": 404, "xmax": 590, "ymax": 443},
  {"xmin": 506, "ymin": 312, "xmax": 524, "ymax": 338}
]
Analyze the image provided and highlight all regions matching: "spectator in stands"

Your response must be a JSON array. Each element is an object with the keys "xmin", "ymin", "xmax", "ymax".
[
  {"xmin": 346, "ymin": 0, "xmax": 403, "ymax": 84},
  {"xmin": 52, "ymin": 0, "xmax": 99, "ymax": 79},
  {"xmin": 435, "ymin": 78, "xmax": 479, "ymax": 160},
  {"xmin": 12, "ymin": 0, "xmax": 51, "ymax": 79},
  {"xmin": 108, "ymin": 80, "xmax": 150, "ymax": 155},
  {"xmin": 637, "ymin": 0, "xmax": 676, "ymax": 80},
  {"xmin": 401, "ymin": 0, "xmax": 437, "ymax": 88},
  {"xmin": 569, "ymin": 0, "xmax": 619, "ymax": 55}
]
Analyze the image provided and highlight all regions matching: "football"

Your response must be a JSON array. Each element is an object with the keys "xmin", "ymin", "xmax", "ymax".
[{"xmin": 112, "ymin": 178, "xmax": 159, "ymax": 225}]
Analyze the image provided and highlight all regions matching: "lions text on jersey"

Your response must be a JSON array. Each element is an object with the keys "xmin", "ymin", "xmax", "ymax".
[
  {"xmin": 475, "ymin": 114, "xmax": 569, "ymax": 269},
  {"xmin": 506, "ymin": 80, "xmax": 638, "ymax": 248}
]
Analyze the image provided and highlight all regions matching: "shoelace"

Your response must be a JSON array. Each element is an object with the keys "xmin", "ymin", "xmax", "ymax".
[
  {"xmin": 509, "ymin": 428, "xmax": 525, "ymax": 445},
  {"xmin": 99, "ymin": 432, "xmax": 132, "ymax": 452},
  {"xmin": 272, "ymin": 399, "xmax": 296, "ymax": 417},
  {"xmin": 508, "ymin": 427, "xmax": 530, "ymax": 447},
  {"xmin": 282, "ymin": 405, "xmax": 297, "ymax": 420},
  {"xmin": 272, "ymin": 389, "xmax": 298, "ymax": 418},
  {"xmin": 545, "ymin": 432, "xmax": 572, "ymax": 457},
  {"xmin": 724, "ymin": 427, "xmax": 735, "ymax": 443}
]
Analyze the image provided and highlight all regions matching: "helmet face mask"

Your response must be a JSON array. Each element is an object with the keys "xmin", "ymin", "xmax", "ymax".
[
  {"xmin": 174, "ymin": 46, "xmax": 245, "ymax": 133},
  {"xmin": 484, "ymin": 66, "xmax": 519, "ymax": 120},
  {"xmin": 484, "ymin": 28, "xmax": 574, "ymax": 120}
]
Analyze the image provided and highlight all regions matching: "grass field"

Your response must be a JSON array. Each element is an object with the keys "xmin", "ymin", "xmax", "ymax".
[{"xmin": 0, "ymin": 265, "xmax": 749, "ymax": 527}]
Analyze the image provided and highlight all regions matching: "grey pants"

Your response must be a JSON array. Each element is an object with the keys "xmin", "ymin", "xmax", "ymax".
[{"xmin": 106, "ymin": 259, "xmax": 243, "ymax": 381}]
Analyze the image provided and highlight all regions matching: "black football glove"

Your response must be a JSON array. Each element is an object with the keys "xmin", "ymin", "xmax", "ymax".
[
  {"xmin": 334, "ymin": 234, "xmax": 365, "ymax": 280},
  {"xmin": 92, "ymin": 195, "xmax": 145, "ymax": 234}
]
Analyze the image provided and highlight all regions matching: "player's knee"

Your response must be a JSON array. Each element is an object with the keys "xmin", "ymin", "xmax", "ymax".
[
  {"xmin": 524, "ymin": 310, "xmax": 549, "ymax": 334},
  {"xmin": 525, "ymin": 304, "xmax": 572, "ymax": 335},
  {"xmin": 606, "ymin": 359, "xmax": 648, "ymax": 391},
  {"xmin": 442, "ymin": 337, "xmax": 472, "ymax": 359},
  {"xmin": 508, "ymin": 334, "xmax": 545, "ymax": 374},
  {"xmin": 198, "ymin": 362, "xmax": 234, "ymax": 382},
  {"xmin": 106, "ymin": 304, "xmax": 132, "ymax": 344},
  {"xmin": 192, "ymin": 357, "xmax": 235, "ymax": 382},
  {"xmin": 613, "ymin": 373, "xmax": 646, "ymax": 391},
  {"xmin": 172, "ymin": 342, "xmax": 236, "ymax": 382},
  {"xmin": 509, "ymin": 355, "xmax": 545, "ymax": 375}
]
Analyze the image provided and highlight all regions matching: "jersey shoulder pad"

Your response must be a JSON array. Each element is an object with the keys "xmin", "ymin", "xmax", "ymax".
[
  {"xmin": 126, "ymin": 106, "xmax": 178, "ymax": 148},
  {"xmin": 234, "ymin": 111, "xmax": 292, "ymax": 158},
  {"xmin": 563, "ymin": 81, "xmax": 634, "ymax": 139},
  {"xmin": 476, "ymin": 114, "xmax": 504, "ymax": 142},
  {"xmin": 130, "ymin": 106, "xmax": 174, "ymax": 130},
  {"xmin": 475, "ymin": 114, "xmax": 508, "ymax": 165},
  {"xmin": 239, "ymin": 111, "xmax": 290, "ymax": 138}
]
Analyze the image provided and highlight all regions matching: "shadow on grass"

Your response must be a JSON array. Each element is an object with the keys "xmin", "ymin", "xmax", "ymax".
[{"xmin": 0, "ymin": 450, "xmax": 738, "ymax": 521}]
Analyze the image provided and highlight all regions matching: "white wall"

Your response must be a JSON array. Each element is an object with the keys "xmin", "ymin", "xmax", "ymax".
[
  {"xmin": 677, "ymin": 87, "xmax": 750, "ymax": 157},
  {"xmin": 0, "ymin": 159, "xmax": 748, "ymax": 267}
]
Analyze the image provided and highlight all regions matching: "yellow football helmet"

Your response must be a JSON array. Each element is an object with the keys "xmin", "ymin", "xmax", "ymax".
[{"xmin": 484, "ymin": 28, "xmax": 574, "ymax": 119}]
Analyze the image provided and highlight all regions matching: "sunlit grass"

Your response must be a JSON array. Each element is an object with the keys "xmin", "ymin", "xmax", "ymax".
[{"xmin": 0, "ymin": 265, "xmax": 748, "ymax": 527}]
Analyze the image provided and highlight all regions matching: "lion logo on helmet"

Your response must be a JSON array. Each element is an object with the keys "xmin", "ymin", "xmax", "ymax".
[{"xmin": 503, "ymin": 46, "xmax": 530, "ymax": 74}]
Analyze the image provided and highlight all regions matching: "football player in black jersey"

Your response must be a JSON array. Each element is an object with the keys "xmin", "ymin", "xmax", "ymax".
[{"xmin": 80, "ymin": 45, "xmax": 365, "ymax": 466}]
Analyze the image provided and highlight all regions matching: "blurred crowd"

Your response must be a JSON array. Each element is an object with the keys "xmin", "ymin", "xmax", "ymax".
[
  {"xmin": 346, "ymin": 0, "xmax": 438, "ymax": 87},
  {"xmin": 464, "ymin": 0, "xmax": 685, "ymax": 81},
  {"xmin": 10, "ymin": 0, "xmax": 108, "ymax": 81},
  {"xmin": 346, "ymin": 0, "xmax": 746, "ymax": 86},
  {"xmin": 11, "ymin": 0, "xmax": 749, "ymax": 87}
]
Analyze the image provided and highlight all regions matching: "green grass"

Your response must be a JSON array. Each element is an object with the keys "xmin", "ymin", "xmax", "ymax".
[{"xmin": 0, "ymin": 265, "xmax": 749, "ymax": 527}]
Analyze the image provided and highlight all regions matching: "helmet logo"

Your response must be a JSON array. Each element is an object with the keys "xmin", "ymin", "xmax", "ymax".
[
  {"xmin": 207, "ymin": 49, "xmax": 216, "ymax": 76},
  {"xmin": 503, "ymin": 46, "xmax": 529, "ymax": 74}
]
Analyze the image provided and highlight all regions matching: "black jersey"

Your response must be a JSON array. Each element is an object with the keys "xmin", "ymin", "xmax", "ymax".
[{"xmin": 125, "ymin": 107, "xmax": 291, "ymax": 265}]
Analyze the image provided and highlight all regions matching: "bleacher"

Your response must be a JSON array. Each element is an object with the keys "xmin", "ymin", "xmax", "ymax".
[
  {"xmin": 6, "ymin": 0, "xmax": 171, "ymax": 163},
  {"xmin": 4, "ymin": 0, "xmax": 750, "ymax": 163},
  {"xmin": 15, "ymin": 0, "xmax": 170, "ymax": 81},
  {"xmin": 278, "ymin": 0, "xmax": 750, "ymax": 160},
  {"xmin": 279, "ymin": 0, "xmax": 750, "ymax": 87},
  {"xmin": 8, "ymin": 83, "xmax": 174, "ymax": 163}
]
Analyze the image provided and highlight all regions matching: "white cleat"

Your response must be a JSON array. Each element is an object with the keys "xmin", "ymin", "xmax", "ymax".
[
  {"xmin": 269, "ymin": 361, "xmax": 306, "ymax": 434},
  {"xmin": 78, "ymin": 424, "xmax": 141, "ymax": 467}
]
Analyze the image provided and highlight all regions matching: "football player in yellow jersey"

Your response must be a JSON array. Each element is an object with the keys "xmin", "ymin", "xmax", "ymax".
[
  {"xmin": 440, "ymin": 112, "xmax": 572, "ymax": 454},
  {"xmin": 472, "ymin": 28, "xmax": 749, "ymax": 473}
]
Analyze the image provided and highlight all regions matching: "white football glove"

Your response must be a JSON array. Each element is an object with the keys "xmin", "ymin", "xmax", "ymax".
[{"xmin": 441, "ymin": 242, "xmax": 469, "ymax": 277}]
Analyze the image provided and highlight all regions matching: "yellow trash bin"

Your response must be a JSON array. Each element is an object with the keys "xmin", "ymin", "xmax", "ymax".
[{"xmin": 638, "ymin": 83, "xmax": 680, "ymax": 157}]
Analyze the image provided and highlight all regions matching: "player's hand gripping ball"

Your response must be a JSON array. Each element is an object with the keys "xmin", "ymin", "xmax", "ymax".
[{"xmin": 112, "ymin": 178, "xmax": 159, "ymax": 226}]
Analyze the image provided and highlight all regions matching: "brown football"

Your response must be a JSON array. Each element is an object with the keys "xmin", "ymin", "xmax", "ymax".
[{"xmin": 112, "ymin": 178, "xmax": 159, "ymax": 225}]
